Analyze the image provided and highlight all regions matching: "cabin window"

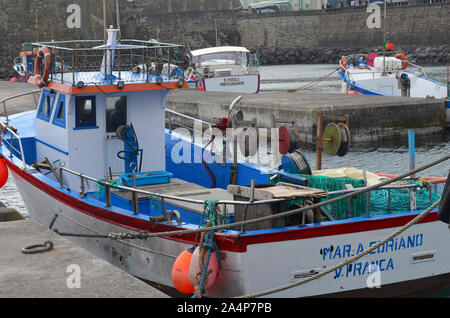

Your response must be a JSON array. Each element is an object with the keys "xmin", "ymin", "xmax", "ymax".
[
  {"xmin": 52, "ymin": 94, "xmax": 66, "ymax": 129},
  {"xmin": 37, "ymin": 89, "xmax": 56, "ymax": 122},
  {"xmin": 75, "ymin": 96, "xmax": 97, "ymax": 129},
  {"xmin": 106, "ymin": 96, "xmax": 127, "ymax": 133}
]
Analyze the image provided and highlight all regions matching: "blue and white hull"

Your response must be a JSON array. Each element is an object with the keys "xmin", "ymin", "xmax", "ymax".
[{"xmin": 338, "ymin": 59, "xmax": 449, "ymax": 127}]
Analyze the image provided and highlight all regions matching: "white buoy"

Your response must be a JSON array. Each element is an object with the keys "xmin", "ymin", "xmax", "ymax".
[{"xmin": 341, "ymin": 82, "xmax": 348, "ymax": 94}]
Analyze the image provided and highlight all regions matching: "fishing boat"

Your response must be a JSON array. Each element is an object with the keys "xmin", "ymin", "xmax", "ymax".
[
  {"xmin": 337, "ymin": 0, "xmax": 449, "ymax": 127},
  {"xmin": 1, "ymin": 29, "xmax": 450, "ymax": 298},
  {"xmin": 11, "ymin": 43, "xmax": 36, "ymax": 82},
  {"xmin": 338, "ymin": 53, "xmax": 447, "ymax": 98},
  {"xmin": 338, "ymin": 54, "xmax": 450, "ymax": 128},
  {"xmin": 187, "ymin": 46, "xmax": 261, "ymax": 94}
]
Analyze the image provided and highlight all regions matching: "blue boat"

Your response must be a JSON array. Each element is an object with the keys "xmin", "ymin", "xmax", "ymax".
[{"xmin": 1, "ymin": 29, "xmax": 449, "ymax": 298}]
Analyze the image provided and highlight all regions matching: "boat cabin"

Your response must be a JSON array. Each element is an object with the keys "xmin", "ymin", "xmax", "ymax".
[
  {"xmin": 190, "ymin": 46, "xmax": 251, "ymax": 78},
  {"xmin": 25, "ymin": 29, "xmax": 188, "ymax": 192}
]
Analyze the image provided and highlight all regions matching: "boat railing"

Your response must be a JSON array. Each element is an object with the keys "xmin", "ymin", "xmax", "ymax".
[
  {"xmin": 166, "ymin": 109, "xmax": 213, "ymax": 141},
  {"xmin": 28, "ymin": 40, "xmax": 187, "ymax": 86},
  {"xmin": 0, "ymin": 90, "xmax": 41, "ymax": 170},
  {"xmin": 0, "ymin": 122, "xmax": 27, "ymax": 170},
  {"xmin": 57, "ymin": 164, "xmax": 430, "ymax": 226},
  {"xmin": 0, "ymin": 90, "xmax": 41, "ymax": 122},
  {"xmin": 346, "ymin": 61, "xmax": 428, "ymax": 80}
]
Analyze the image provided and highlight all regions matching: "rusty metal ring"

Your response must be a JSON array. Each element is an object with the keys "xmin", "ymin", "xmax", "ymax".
[{"xmin": 21, "ymin": 241, "xmax": 54, "ymax": 255}]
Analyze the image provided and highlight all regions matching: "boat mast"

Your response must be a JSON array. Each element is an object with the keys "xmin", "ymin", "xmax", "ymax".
[
  {"xmin": 382, "ymin": 0, "xmax": 386, "ymax": 74},
  {"xmin": 116, "ymin": 0, "xmax": 121, "ymax": 39},
  {"xmin": 103, "ymin": 0, "xmax": 107, "ymax": 43},
  {"xmin": 447, "ymin": 64, "xmax": 449, "ymax": 99},
  {"xmin": 215, "ymin": 19, "xmax": 219, "ymax": 47}
]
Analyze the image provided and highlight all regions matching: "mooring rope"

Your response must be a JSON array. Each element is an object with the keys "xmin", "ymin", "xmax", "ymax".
[
  {"xmin": 287, "ymin": 68, "xmax": 339, "ymax": 93},
  {"xmin": 237, "ymin": 199, "xmax": 441, "ymax": 298},
  {"xmin": 53, "ymin": 153, "xmax": 450, "ymax": 240}
]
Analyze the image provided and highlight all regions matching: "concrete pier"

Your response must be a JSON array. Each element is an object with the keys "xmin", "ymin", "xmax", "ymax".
[
  {"xmin": 167, "ymin": 90, "xmax": 446, "ymax": 145},
  {"xmin": 0, "ymin": 219, "xmax": 169, "ymax": 298},
  {"xmin": 0, "ymin": 81, "xmax": 446, "ymax": 145},
  {"xmin": 0, "ymin": 201, "xmax": 23, "ymax": 222}
]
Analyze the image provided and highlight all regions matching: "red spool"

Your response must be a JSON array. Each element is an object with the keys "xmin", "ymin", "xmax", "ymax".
[{"xmin": 279, "ymin": 126, "xmax": 292, "ymax": 155}]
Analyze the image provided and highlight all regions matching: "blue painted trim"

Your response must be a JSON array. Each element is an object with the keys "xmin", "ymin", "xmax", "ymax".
[
  {"xmin": 75, "ymin": 96, "xmax": 97, "ymax": 128},
  {"xmin": 35, "ymin": 138, "xmax": 69, "ymax": 156},
  {"xmin": 73, "ymin": 126, "xmax": 100, "ymax": 131},
  {"xmin": 37, "ymin": 89, "xmax": 56, "ymax": 122},
  {"xmin": 417, "ymin": 74, "xmax": 448, "ymax": 87},
  {"xmin": 52, "ymin": 94, "xmax": 66, "ymax": 129},
  {"xmin": 338, "ymin": 70, "xmax": 394, "ymax": 97}
]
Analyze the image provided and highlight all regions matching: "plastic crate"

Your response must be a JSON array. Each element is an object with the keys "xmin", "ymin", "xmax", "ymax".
[{"xmin": 120, "ymin": 171, "xmax": 173, "ymax": 187}]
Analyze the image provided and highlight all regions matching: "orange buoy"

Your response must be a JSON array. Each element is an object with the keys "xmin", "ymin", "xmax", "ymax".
[
  {"xmin": 0, "ymin": 158, "xmax": 8, "ymax": 188},
  {"xmin": 348, "ymin": 90, "xmax": 359, "ymax": 95},
  {"xmin": 188, "ymin": 247, "xmax": 219, "ymax": 289},
  {"xmin": 172, "ymin": 248, "xmax": 195, "ymax": 294}
]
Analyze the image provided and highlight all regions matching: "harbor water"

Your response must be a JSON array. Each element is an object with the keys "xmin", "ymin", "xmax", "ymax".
[{"xmin": 1, "ymin": 64, "xmax": 449, "ymax": 297}]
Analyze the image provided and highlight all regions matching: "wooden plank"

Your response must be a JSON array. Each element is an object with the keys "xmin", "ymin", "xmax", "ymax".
[{"xmin": 228, "ymin": 184, "xmax": 328, "ymax": 200}]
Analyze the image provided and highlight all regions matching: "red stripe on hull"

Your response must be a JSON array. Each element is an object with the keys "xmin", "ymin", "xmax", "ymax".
[{"xmin": 4, "ymin": 157, "xmax": 439, "ymax": 253}]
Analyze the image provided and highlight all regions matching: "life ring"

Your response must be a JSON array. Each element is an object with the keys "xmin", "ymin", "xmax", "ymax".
[
  {"xmin": 395, "ymin": 53, "xmax": 408, "ymax": 70},
  {"xmin": 34, "ymin": 46, "xmax": 51, "ymax": 88},
  {"xmin": 340, "ymin": 56, "xmax": 347, "ymax": 73}
]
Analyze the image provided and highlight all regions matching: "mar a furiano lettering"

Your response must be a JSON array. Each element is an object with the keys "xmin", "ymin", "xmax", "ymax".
[{"xmin": 319, "ymin": 233, "xmax": 424, "ymax": 279}]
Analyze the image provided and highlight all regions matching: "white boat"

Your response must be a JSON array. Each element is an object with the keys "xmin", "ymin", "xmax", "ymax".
[
  {"xmin": 188, "ymin": 46, "xmax": 261, "ymax": 94},
  {"xmin": 339, "ymin": 54, "xmax": 448, "ymax": 99},
  {"xmin": 338, "ymin": 54, "xmax": 450, "ymax": 127},
  {"xmin": 1, "ymin": 29, "xmax": 450, "ymax": 298}
]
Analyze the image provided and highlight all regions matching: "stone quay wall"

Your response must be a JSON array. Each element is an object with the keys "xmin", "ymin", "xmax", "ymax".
[{"xmin": 0, "ymin": 1, "xmax": 449, "ymax": 79}]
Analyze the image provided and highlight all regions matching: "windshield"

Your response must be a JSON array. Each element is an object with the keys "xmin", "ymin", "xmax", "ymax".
[{"xmin": 197, "ymin": 52, "xmax": 249, "ymax": 67}]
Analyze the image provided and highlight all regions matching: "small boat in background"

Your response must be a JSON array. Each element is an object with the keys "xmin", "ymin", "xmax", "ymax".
[
  {"xmin": 187, "ymin": 46, "xmax": 261, "ymax": 94},
  {"xmin": 12, "ymin": 44, "xmax": 35, "ymax": 82},
  {"xmin": 337, "ymin": 0, "xmax": 449, "ymax": 127},
  {"xmin": 338, "ymin": 53, "xmax": 450, "ymax": 126},
  {"xmin": 339, "ymin": 53, "xmax": 448, "ymax": 99}
]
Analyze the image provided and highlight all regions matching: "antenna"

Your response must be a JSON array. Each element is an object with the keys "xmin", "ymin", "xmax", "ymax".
[
  {"xmin": 382, "ymin": 0, "xmax": 386, "ymax": 74},
  {"xmin": 103, "ymin": 0, "xmax": 107, "ymax": 43}
]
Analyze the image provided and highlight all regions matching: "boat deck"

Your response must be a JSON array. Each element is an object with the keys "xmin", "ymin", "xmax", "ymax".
[{"xmin": 111, "ymin": 178, "xmax": 236, "ymax": 215}]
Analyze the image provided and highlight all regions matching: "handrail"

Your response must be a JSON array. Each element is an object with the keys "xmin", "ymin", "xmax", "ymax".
[
  {"xmin": 59, "ymin": 166, "xmax": 284, "ymax": 207},
  {"xmin": 0, "ymin": 122, "xmax": 27, "ymax": 169},
  {"xmin": 58, "ymin": 165, "xmax": 433, "ymax": 214},
  {"xmin": 0, "ymin": 90, "xmax": 41, "ymax": 170},
  {"xmin": 166, "ymin": 108, "xmax": 213, "ymax": 139},
  {"xmin": 0, "ymin": 90, "xmax": 41, "ymax": 121}
]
